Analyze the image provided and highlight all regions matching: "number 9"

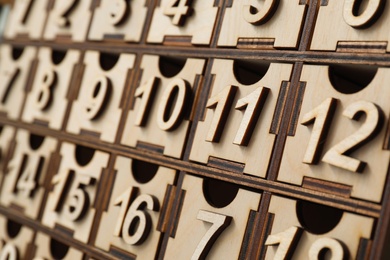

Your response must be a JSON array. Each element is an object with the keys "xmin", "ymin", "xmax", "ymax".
[
  {"xmin": 84, "ymin": 76, "xmax": 112, "ymax": 120},
  {"xmin": 109, "ymin": 0, "xmax": 129, "ymax": 26},
  {"xmin": 243, "ymin": 0, "xmax": 278, "ymax": 24}
]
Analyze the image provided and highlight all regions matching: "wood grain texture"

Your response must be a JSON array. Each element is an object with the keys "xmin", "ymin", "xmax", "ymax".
[
  {"xmin": 218, "ymin": 0, "xmax": 306, "ymax": 48},
  {"xmin": 67, "ymin": 51, "xmax": 135, "ymax": 143},
  {"xmin": 0, "ymin": 129, "xmax": 56, "ymax": 219},
  {"xmin": 311, "ymin": 0, "xmax": 390, "ymax": 51},
  {"xmin": 279, "ymin": 64, "xmax": 390, "ymax": 202},
  {"xmin": 164, "ymin": 174, "xmax": 261, "ymax": 259},
  {"xmin": 42, "ymin": 142, "xmax": 109, "ymax": 243},
  {"xmin": 147, "ymin": 0, "xmax": 218, "ymax": 45},
  {"xmin": 190, "ymin": 59, "xmax": 292, "ymax": 178},
  {"xmin": 0, "ymin": 0, "xmax": 389, "ymax": 258},
  {"xmin": 94, "ymin": 156, "xmax": 176, "ymax": 259},
  {"xmin": 88, "ymin": 0, "xmax": 148, "ymax": 42},
  {"xmin": 22, "ymin": 47, "xmax": 81, "ymax": 129},
  {"xmin": 265, "ymin": 195, "xmax": 373, "ymax": 259},
  {"xmin": 0, "ymin": 44, "xmax": 35, "ymax": 119},
  {"xmin": 121, "ymin": 55, "xmax": 205, "ymax": 158},
  {"xmin": 43, "ymin": 0, "xmax": 93, "ymax": 42},
  {"xmin": 4, "ymin": 0, "xmax": 48, "ymax": 39}
]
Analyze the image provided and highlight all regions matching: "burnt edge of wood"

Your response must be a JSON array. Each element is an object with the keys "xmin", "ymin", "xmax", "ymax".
[
  {"xmin": 163, "ymin": 36, "xmax": 193, "ymax": 47},
  {"xmin": 302, "ymin": 176, "xmax": 352, "ymax": 198},
  {"xmin": 239, "ymin": 191, "xmax": 271, "ymax": 259},
  {"xmin": 259, "ymin": 212, "xmax": 275, "ymax": 259},
  {"xmin": 239, "ymin": 210, "xmax": 261, "ymax": 259},
  {"xmin": 337, "ymin": 42, "xmax": 387, "ymax": 54},
  {"xmin": 356, "ymin": 237, "xmax": 372, "ymax": 260},
  {"xmin": 103, "ymin": 34, "xmax": 125, "ymax": 41},
  {"xmin": 136, "ymin": 140, "xmax": 164, "ymax": 154},
  {"xmin": 207, "ymin": 156, "xmax": 245, "ymax": 174},
  {"xmin": 287, "ymin": 81, "xmax": 306, "ymax": 136},
  {"xmin": 32, "ymin": 119, "xmax": 49, "ymax": 128},
  {"xmin": 54, "ymin": 223, "xmax": 74, "ymax": 237},
  {"xmin": 109, "ymin": 244, "xmax": 136, "ymax": 260},
  {"xmin": 79, "ymin": 128, "xmax": 101, "ymax": 139},
  {"xmin": 157, "ymin": 184, "xmax": 176, "ymax": 233},
  {"xmin": 169, "ymin": 188, "xmax": 186, "ymax": 238},
  {"xmin": 0, "ymin": 115, "xmax": 381, "ymax": 218},
  {"xmin": 270, "ymin": 81, "xmax": 289, "ymax": 135},
  {"xmin": 9, "ymin": 202, "xmax": 24, "ymax": 214},
  {"xmin": 237, "ymin": 38, "xmax": 275, "ymax": 50}
]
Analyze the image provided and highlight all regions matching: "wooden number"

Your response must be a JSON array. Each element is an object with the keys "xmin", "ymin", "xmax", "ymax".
[
  {"xmin": 302, "ymin": 99, "xmax": 382, "ymax": 172},
  {"xmin": 343, "ymin": 0, "xmax": 383, "ymax": 28},
  {"xmin": 134, "ymin": 77, "xmax": 159, "ymax": 127},
  {"xmin": 134, "ymin": 77, "xmax": 188, "ymax": 131},
  {"xmin": 84, "ymin": 76, "xmax": 112, "ymax": 120},
  {"xmin": 109, "ymin": 0, "xmax": 129, "ymax": 26},
  {"xmin": 56, "ymin": 0, "xmax": 79, "ymax": 27},
  {"xmin": 301, "ymin": 98, "xmax": 337, "ymax": 164},
  {"xmin": 192, "ymin": 210, "xmax": 232, "ymax": 260},
  {"xmin": 15, "ymin": 156, "xmax": 44, "ymax": 198},
  {"xmin": 267, "ymin": 227, "xmax": 346, "ymax": 259},
  {"xmin": 0, "ymin": 243, "xmax": 18, "ymax": 260},
  {"xmin": 242, "ymin": 0, "xmax": 278, "ymax": 24},
  {"xmin": 234, "ymin": 87, "xmax": 269, "ymax": 146},
  {"xmin": 265, "ymin": 226, "xmax": 302, "ymax": 260},
  {"xmin": 156, "ymin": 78, "xmax": 188, "ymax": 131},
  {"xmin": 163, "ymin": 0, "xmax": 191, "ymax": 26},
  {"xmin": 35, "ymin": 70, "xmax": 57, "ymax": 111},
  {"xmin": 18, "ymin": 0, "xmax": 33, "ymax": 24},
  {"xmin": 308, "ymin": 237, "xmax": 345, "ymax": 260},
  {"xmin": 205, "ymin": 85, "xmax": 237, "ymax": 142},
  {"xmin": 206, "ymin": 86, "xmax": 269, "ymax": 144},
  {"xmin": 53, "ymin": 171, "xmax": 95, "ymax": 222},
  {"xmin": 0, "ymin": 68, "xmax": 20, "ymax": 105},
  {"xmin": 322, "ymin": 100, "xmax": 382, "ymax": 172},
  {"xmin": 114, "ymin": 188, "xmax": 159, "ymax": 245},
  {"xmin": 65, "ymin": 174, "xmax": 94, "ymax": 221}
]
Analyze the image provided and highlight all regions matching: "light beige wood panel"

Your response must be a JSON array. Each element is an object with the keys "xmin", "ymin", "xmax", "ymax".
[
  {"xmin": 311, "ymin": 0, "xmax": 390, "ymax": 51},
  {"xmin": 218, "ymin": 0, "xmax": 306, "ymax": 48},
  {"xmin": 147, "ymin": 0, "xmax": 218, "ymax": 45},
  {"xmin": 42, "ymin": 142, "xmax": 109, "ymax": 243},
  {"xmin": 22, "ymin": 47, "xmax": 81, "ymax": 129},
  {"xmin": 0, "ymin": 130, "xmax": 56, "ymax": 219},
  {"xmin": 0, "ymin": 125, "xmax": 14, "ymax": 183},
  {"xmin": 95, "ymin": 156, "xmax": 176, "ymax": 259},
  {"xmin": 88, "ymin": 0, "xmax": 148, "ymax": 42},
  {"xmin": 67, "ymin": 51, "xmax": 135, "ymax": 143},
  {"xmin": 43, "ymin": 0, "xmax": 93, "ymax": 42},
  {"xmin": 265, "ymin": 195, "xmax": 373, "ymax": 259},
  {"xmin": 0, "ymin": 6, "xmax": 10, "ymax": 39},
  {"xmin": 0, "ymin": 215, "xmax": 34, "ymax": 259},
  {"xmin": 121, "ymin": 55, "xmax": 205, "ymax": 158},
  {"xmin": 4, "ymin": 0, "xmax": 48, "ymax": 39},
  {"xmin": 0, "ymin": 45, "xmax": 36, "ymax": 119},
  {"xmin": 164, "ymin": 174, "xmax": 261, "ymax": 259},
  {"xmin": 190, "ymin": 59, "xmax": 292, "ymax": 178},
  {"xmin": 33, "ymin": 232, "xmax": 83, "ymax": 260},
  {"xmin": 279, "ymin": 64, "xmax": 390, "ymax": 202}
]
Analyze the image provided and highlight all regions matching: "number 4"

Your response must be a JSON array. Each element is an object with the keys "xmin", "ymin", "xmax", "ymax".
[{"xmin": 163, "ymin": 0, "xmax": 191, "ymax": 26}]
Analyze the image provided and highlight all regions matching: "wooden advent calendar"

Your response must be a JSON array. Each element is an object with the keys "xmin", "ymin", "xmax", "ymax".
[{"xmin": 0, "ymin": 0, "xmax": 389, "ymax": 259}]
